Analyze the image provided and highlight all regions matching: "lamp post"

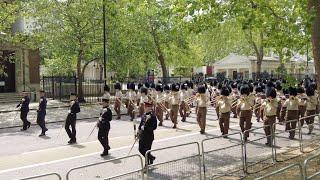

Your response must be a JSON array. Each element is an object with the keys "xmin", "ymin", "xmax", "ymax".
[{"xmin": 103, "ymin": 0, "xmax": 107, "ymax": 85}]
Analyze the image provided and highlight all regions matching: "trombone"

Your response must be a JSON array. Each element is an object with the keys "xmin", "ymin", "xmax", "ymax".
[{"xmin": 148, "ymin": 94, "xmax": 171, "ymax": 113}]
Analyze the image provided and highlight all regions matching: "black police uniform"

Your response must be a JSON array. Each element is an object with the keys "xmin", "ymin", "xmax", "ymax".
[
  {"xmin": 98, "ymin": 106, "xmax": 112, "ymax": 156},
  {"xmin": 138, "ymin": 111, "xmax": 157, "ymax": 165},
  {"xmin": 17, "ymin": 96, "xmax": 31, "ymax": 130},
  {"xmin": 37, "ymin": 96, "xmax": 48, "ymax": 136},
  {"xmin": 65, "ymin": 100, "xmax": 80, "ymax": 143}
]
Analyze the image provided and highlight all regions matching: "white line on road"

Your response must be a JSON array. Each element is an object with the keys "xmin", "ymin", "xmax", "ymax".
[{"xmin": 0, "ymin": 121, "xmax": 252, "ymax": 174}]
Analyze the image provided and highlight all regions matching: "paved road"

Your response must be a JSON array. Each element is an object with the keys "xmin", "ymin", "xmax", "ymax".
[{"xmin": 0, "ymin": 107, "xmax": 318, "ymax": 180}]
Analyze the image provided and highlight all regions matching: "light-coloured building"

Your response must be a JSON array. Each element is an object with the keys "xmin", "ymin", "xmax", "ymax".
[{"xmin": 214, "ymin": 53, "xmax": 315, "ymax": 79}]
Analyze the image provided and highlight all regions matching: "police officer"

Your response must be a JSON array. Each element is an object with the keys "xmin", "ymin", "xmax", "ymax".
[
  {"xmin": 98, "ymin": 95, "xmax": 112, "ymax": 156},
  {"xmin": 17, "ymin": 91, "xmax": 31, "ymax": 131},
  {"xmin": 65, "ymin": 93, "xmax": 80, "ymax": 144},
  {"xmin": 138, "ymin": 87, "xmax": 157, "ymax": 166},
  {"xmin": 37, "ymin": 90, "xmax": 48, "ymax": 136}
]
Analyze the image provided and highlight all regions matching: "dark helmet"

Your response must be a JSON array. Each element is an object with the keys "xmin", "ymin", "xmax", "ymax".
[
  {"xmin": 197, "ymin": 85, "xmax": 206, "ymax": 94},
  {"xmin": 114, "ymin": 82, "xmax": 121, "ymax": 90},
  {"xmin": 221, "ymin": 86, "xmax": 230, "ymax": 96},
  {"xmin": 138, "ymin": 83, "xmax": 143, "ymax": 90},
  {"xmin": 255, "ymin": 86, "xmax": 263, "ymax": 93},
  {"xmin": 289, "ymin": 87, "xmax": 297, "ymax": 96},
  {"xmin": 150, "ymin": 82, "xmax": 156, "ymax": 89},
  {"xmin": 164, "ymin": 84, "xmax": 170, "ymax": 91},
  {"xmin": 231, "ymin": 82, "xmax": 237, "ymax": 89},
  {"xmin": 104, "ymin": 85, "xmax": 110, "ymax": 92},
  {"xmin": 140, "ymin": 87, "xmax": 148, "ymax": 95},
  {"xmin": 129, "ymin": 83, "xmax": 135, "ymax": 90},
  {"xmin": 306, "ymin": 86, "xmax": 315, "ymax": 96},
  {"xmin": 266, "ymin": 88, "xmax": 277, "ymax": 98},
  {"xmin": 144, "ymin": 82, "xmax": 150, "ymax": 89},
  {"xmin": 297, "ymin": 86, "xmax": 305, "ymax": 94},
  {"xmin": 181, "ymin": 83, "xmax": 188, "ymax": 90},
  {"xmin": 156, "ymin": 84, "xmax": 163, "ymax": 92},
  {"xmin": 240, "ymin": 85, "xmax": 250, "ymax": 96},
  {"xmin": 171, "ymin": 83, "xmax": 180, "ymax": 92},
  {"xmin": 126, "ymin": 82, "xmax": 130, "ymax": 90}
]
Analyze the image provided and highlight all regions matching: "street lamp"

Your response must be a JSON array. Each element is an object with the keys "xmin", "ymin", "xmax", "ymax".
[{"xmin": 103, "ymin": 0, "xmax": 107, "ymax": 85}]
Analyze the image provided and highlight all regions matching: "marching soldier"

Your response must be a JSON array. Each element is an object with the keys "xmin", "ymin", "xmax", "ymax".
[
  {"xmin": 169, "ymin": 83, "xmax": 180, "ymax": 129},
  {"xmin": 196, "ymin": 85, "xmax": 208, "ymax": 134},
  {"xmin": 37, "ymin": 90, "xmax": 48, "ymax": 136},
  {"xmin": 65, "ymin": 93, "xmax": 80, "ymax": 144},
  {"xmin": 103, "ymin": 85, "xmax": 111, "ymax": 97},
  {"xmin": 138, "ymin": 87, "xmax": 157, "ymax": 166},
  {"xmin": 254, "ymin": 86, "xmax": 265, "ymax": 122},
  {"xmin": 163, "ymin": 84, "xmax": 171, "ymax": 120},
  {"xmin": 179, "ymin": 83, "xmax": 188, "ymax": 122},
  {"xmin": 16, "ymin": 91, "xmax": 31, "ymax": 131},
  {"xmin": 275, "ymin": 82, "xmax": 283, "ymax": 123},
  {"xmin": 155, "ymin": 84, "xmax": 164, "ymax": 126},
  {"xmin": 282, "ymin": 87, "xmax": 299, "ymax": 139},
  {"xmin": 236, "ymin": 84, "xmax": 253, "ymax": 141},
  {"xmin": 216, "ymin": 86, "xmax": 232, "ymax": 136},
  {"xmin": 230, "ymin": 82, "xmax": 239, "ymax": 118},
  {"xmin": 97, "ymin": 95, "xmax": 112, "ymax": 156},
  {"xmin": 297, "ymin": 87, "xmax": 307, "ymax": 127},
  {"xmin": 187, "ymin": 82, "xmax": 194, "ymax": 114},
  {"xmin": 260, "ymin": 88, "xmax": 278, "ymax": 146},
  {"xmin": 114, "ymin": 82, "xmax": 122, "ymax": 120},
  {"xmin": 127, "ymin": 83, "xmax": 137, "ymax": 121},
  {"xmin": 305, "ymin": 87, "xmax": 318, "ymax": 134}
]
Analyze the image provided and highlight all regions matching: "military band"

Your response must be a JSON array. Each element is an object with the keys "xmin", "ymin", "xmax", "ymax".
[{"xmin": 12, "ymin": 77, "xmax": 320, "ymax": 161}]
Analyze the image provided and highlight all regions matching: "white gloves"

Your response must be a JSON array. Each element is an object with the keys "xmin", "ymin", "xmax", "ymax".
[
  {"xmin": 141, "ymin": 126, "xmax": 144, "ymax": 130},
  {"xmin": 68, "ymin": 110, "xmax": 71, "ymax": 113}
]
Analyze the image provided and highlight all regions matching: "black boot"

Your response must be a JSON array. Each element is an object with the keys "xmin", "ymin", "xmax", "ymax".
[{"xmin": 100, "ymin": 150, "xmax": 109, "ymax": 157}]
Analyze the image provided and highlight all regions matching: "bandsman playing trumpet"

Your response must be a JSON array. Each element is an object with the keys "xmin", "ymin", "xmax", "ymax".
[
  {"xmin": 216, "ymin": 86, "xmax": 232, "ymax": 136},
  {"xmin": 155, "ymin": 84, "xmax": 164, "ymax": 126},
  {"xmin": 260, "ymin": 88, "xmax": 278, "ymax": 146},
  {"xmin": 179, "ymin": 83, "xmax": 189, "ymax": 122},
  {"xmin": 169, "ymin": 83, "xmax": 180, "ymax": 129},
  {"xmin": 196, "ymin": 85, "xmax": 208, "ymax": 134},
  {"xmin": 114, "ymin": 82, "xmax": 123, "ymax": 120}
]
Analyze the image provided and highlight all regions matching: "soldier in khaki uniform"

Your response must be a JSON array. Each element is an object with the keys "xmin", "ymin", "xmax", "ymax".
[
  {"xmin": 305, "ymin": 87, "xmax": 318, "ymax": 134},
  {"xmin": 297, "ymin": 86, "xmax": 307, "ymax": 126},
  {"xmin": 127, "ymin": 83, "xmax": 137, "ymax": 121},
  {"xmin": 163, "ymin": 84, "xmax": 171, "ymax": 120},
  {"xmin": 230, "ymin": 83, "xmax": 239, "ymax": 118},
  {"xmin": 282, "ymin": 87, "xmax": 299, "ymax": 139},
  {"xmin": 114, "ymin": 82, "xmax": 123, "ymax": 120},
  {"xmin": 179, "ymin": 83, "xmax": 189, "ymax": 122},
  {"xmin": 155, "ymin": 84, "xmax": 164, "ymax": 126},
  {"xmin": 139, "ymin": 86, "xmax": 149, "ymax": 117},
  {"xmin": 196, "ymin": 85, "xmax": 208, "ymax": 134},
  {"xmin": 170, "ymin": 84, "xmax": 180, "ymax": 129},
  {"xmin": 275, "ymin": 82, "xmax": 283, "ymax": 123},
  {"xmin": 216, "ymin": 86, "xmax": 232, "ymax": 136},
  {"xmin": 236, "ymin": 84, "xmax": 253, "ymax": 141},
  {"xmin": 260, "ymin": 88, "xmax": 278, "ymax": 146},
  {"xmin": 254, "ymin": 86, "xmax": 264, "ymax": 122}
]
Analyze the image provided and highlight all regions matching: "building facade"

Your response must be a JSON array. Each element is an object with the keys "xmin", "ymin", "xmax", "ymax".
[{"xmin": 214, "ymin": 53, "xmax": 315, "ymax": 80}]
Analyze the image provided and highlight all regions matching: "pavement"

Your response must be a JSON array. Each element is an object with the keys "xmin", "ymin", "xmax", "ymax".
[{"xmin": 0, "ymin": 106, "xmax": 319, "ymax": 180}]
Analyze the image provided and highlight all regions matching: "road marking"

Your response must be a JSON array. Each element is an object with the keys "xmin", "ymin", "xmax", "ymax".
[{"xmin": 0, "ymin": 122, "xmax": 250, "ymax": 174}]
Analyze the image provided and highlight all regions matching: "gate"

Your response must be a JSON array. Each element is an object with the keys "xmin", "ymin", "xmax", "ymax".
[
  {"xmin": 201, "ymin": 132, "xmax": 245, "ymax": 179},
  {"xmin": 303, "ymin": 153, "xmax": 320, "ymax": 179},
  {"xmin": 255, "ymin": 163, "xmax": 304, "ymax": 180},
  {"xmin": 243, "ymin": 126, "xmax": 275, "ymax": 174},
  {"xmin": 66, "ymin": 155, "xmax": 144, "ymax": 180},
  {"xmin": 145, "ymin": 142, "xmax": 201, "ymax": 180}
]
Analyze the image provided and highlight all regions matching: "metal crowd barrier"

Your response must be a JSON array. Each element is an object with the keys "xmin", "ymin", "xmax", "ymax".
[
  {"xmin": 201, "ymin": 132, "xmax": 245, "ymax": 179},
  {"xmin": 272, "ymin": 119, "xmax": 303, "ymax": 162},
  {"xmin": 303, "ymin": 153, "xmax": 320, "ymax": 179},
  {"xmin": 299, "ymin": 114, "xmax": 320, "ymax": 153},
  {"xmin": 243, "ymin": 126, "xmax": 275, "ymax": 174},
  {"xmin": 19, "ymin": 173, "xmax": 62, "ymax": 180},
  {"xmin": 145, "ymin": 142, "xmax": 201, "ymax": 180},
  {"xmin": 255, "ymin": 163, "xmax": 304, "ymax": 180},
  {"xmin": 66, "ymin": 155, "xmax": 144, "ymax": 180}
]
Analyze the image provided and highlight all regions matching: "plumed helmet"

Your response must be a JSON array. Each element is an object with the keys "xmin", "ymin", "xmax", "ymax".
[
  {"xmin": 164, "ymin": 84, "xmax": 170, "ymax": 91},
  {"xmin": 181, "ymin": 83, "xmax": 188, "ymax": 90}
]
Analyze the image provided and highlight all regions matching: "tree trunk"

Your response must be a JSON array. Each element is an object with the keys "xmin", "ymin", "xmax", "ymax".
[
  {"xmin": 309, "ymin": 0, "xmax": 320, "ymax": 92},
  {"xmin": 150, "ymin": 25, "xmax": 168, "ymax": 83},
  {"xmin": 77, "ymin": 44, "xmax": 85, "ymax": 102}
]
